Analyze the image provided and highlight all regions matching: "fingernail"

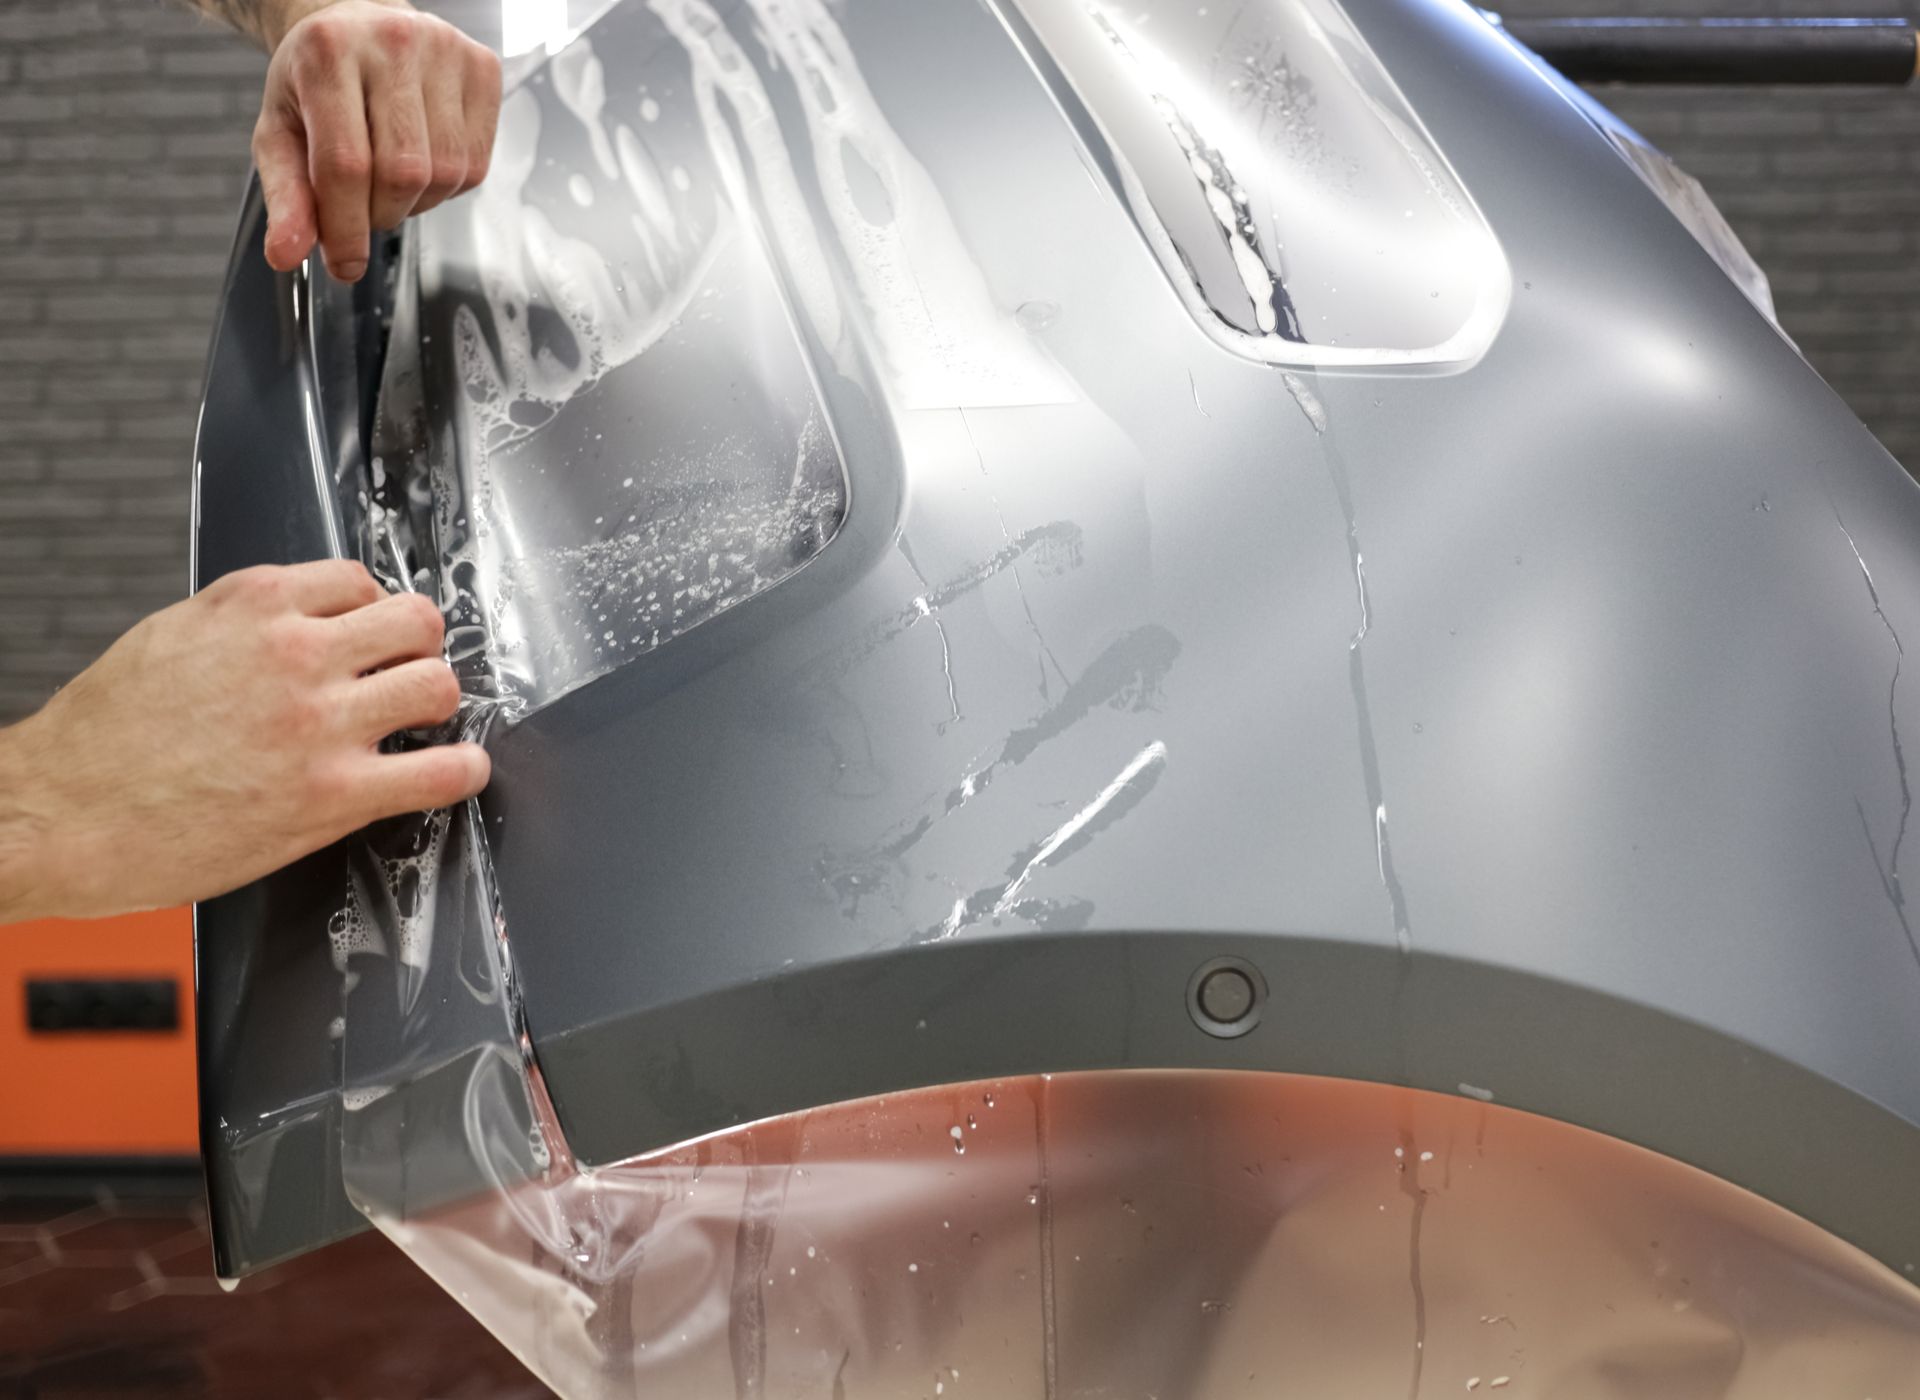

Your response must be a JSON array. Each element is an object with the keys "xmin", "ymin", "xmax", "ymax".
[{"xmin": 335, "ymin": 260, "xmax": 367, "ymax": 282}]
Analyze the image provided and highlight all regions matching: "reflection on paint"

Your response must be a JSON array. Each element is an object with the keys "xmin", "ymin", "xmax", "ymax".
[
  {"xmin": 999, "ymin": 0, "xmax": 1510, "ymax": 366},
  {"xmin": 652, "ymin": 0, "xmax": 1071, "ymax": 409}
]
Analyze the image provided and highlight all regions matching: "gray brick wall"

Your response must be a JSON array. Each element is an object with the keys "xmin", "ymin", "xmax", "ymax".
[
  {"xmin": 0, "ymin": 1, "xmax": 263, "ymax": 723},
  {"xmin": 1524, "ymin": 0, "xmax": 1920, "ymax": 471},
  {"xmin": 2, "ymin": 1, "xmax": 1920, "ymax": 724}
]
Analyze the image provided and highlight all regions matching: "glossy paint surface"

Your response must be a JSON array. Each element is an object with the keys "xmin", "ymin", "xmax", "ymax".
[{"xmin": 192, "ymin": 0, "xmax": 1920, "ymax": 1287}]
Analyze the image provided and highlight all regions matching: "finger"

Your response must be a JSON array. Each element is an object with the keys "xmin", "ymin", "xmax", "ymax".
[
  {"xmin": 366, "ymin": 56, "xmax": 433, "ymax": 228},
  {"xmin": 459, "ymin": 42, "xmax": 502, "ymax": 195},
  {"xmin": 292, "ymin": 43, "xmax": 374, "ymax": 281},
  {"xmin": 281, "ymin": 559, "xmax": 384, "ymax": 617},
  {"xmin": 407, "ymin": 56, "xmax": 470, "ymax": 217},
  {"xmin": 351, "ymin": 743, "xmax": 492, "ymax": 821},
  {"xmin": 347, "ymin": 656, "xmax": 461, "ymax": 738},
  {"xmin": 328, "ymin": 590, "xmax": 444, "ymax": 672},
  {"xmin": 253, "ymin": 108, "xmax": 318, "ymax": 272}
]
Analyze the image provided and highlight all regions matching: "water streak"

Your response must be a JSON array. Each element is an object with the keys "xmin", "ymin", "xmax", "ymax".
[
  {"xmin": 1032, "ymin": 1076, "xmax": 1060, "ymax": 1400},
  {"xmin": 1189, "ymin": 368, "xmax": 1211, "ymax": 418},
  {"xmin": 1398, "ymin": 1132, "xmax": 1430, "ymax": 1400},
  {"xmin": 996, "ymin": 741, "xmax": 1169, "ymax": 913},
  {"xmin": 1293, "ymin": 370, "xmax": 1413, "ymax": 955},
  {"xmin": 960, "ymin": 407, "xmax": 1071, "ymax": 698},
  {"xmin": 819, "ymin": 626, "xmax": 1179, "ymax": 916},
  {"xmin": 726, "ymin": 1151, "xmax": 794, "ymax": 1400},
  {"xmin": 924, "ymin": 740, "xmax": 1168, "ymax": 940},
  {"xmin": 1833, "ymin": 506, "xmax": 1919, "ymax": 975}
]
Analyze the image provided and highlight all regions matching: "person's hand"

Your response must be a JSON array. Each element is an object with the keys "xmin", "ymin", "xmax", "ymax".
[
  {"xmin": 253, "ymin": 0, "xmax": 502, "ymax": 282},
  {"xmin": 0, "ymin": 560, "xmax": 490, "ymax": 924}
]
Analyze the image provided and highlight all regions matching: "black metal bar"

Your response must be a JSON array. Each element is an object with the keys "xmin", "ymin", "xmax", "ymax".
[{"xmin": 1500, "ymin": 16, "xmax": 1917, "ymax": 85}]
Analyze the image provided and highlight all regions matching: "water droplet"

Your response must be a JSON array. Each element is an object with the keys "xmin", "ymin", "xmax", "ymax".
[{"xmin": 1015, "ymin": 300, "xmax": 1059, "ymax": 331}]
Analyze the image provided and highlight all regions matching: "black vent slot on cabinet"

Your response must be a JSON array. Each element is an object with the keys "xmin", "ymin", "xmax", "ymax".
[{"xmin": 25, "ymin": 978, "xmax": 180, "ymax": 1033}]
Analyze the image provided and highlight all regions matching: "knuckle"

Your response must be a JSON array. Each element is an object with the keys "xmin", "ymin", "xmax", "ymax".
[
  {"xmin": 375, "ymin": 10, "xmax": 419, "ymax": 49},
  {"xmin": 402, "ymin": 591, "xmax": 445, "ymax": 639},
  {"xmin": 316, "ymin": 143, "xmax": 373, "ymax": 186},
  {"xmin": 429, "ymin": 152, "xmax": 466, "ymax": 189},
  {"xmin": 339, "ymin": 559, "xmax": 382, "ymax": 603},
  {"xmin": 471, "ymin": 44, "xmax": 502, "ymax": 85},
  {"xmin": 376, "ymin": 150, "xmax": 432, "ymax": 196},
  {"xmin": 415, "ymin": 663, "xmax": 461, "ymax": 720},
  {"xmin": 229, "ymin": 565, "xmax": 285, "ymax": 610},
  {"xmin": 202, "ymin": 568, "xmax": 246, "ymax": 605},
  {"xmin": 292, "ymin": 19, "xmax": 344, "ymax": 71},
  {"xmin": 264, "ymin": 616, "xmax": 323, "ymax": 674},
  {"xmin": 312, "ymin": 557, "xmax": 376, "ymax": 601}
]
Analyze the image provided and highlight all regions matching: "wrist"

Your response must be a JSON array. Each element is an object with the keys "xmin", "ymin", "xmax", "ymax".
[{"xmin": 0, "ymin": 714, "xmax": 57, "ymax": 925}]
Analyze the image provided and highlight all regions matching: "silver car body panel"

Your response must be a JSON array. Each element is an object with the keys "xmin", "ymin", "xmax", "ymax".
[{"xmin": 192, "ymin": 0, "xmax": 1920, "ymax": 1284}]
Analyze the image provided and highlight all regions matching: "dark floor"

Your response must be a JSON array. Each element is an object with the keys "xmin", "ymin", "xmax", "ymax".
[{"xmin": 0, "ymin": 1165, "xmax": 551, "ymax": 1399}]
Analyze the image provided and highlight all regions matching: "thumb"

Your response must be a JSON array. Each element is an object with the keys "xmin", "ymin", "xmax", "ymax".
[{"xmin": 254, "ymin": 109, "xmax": 319, "ymax": 273}]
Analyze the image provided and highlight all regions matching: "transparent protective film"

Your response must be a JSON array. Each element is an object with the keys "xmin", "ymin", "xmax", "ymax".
[
  {"xmin": 996, "ymin": 0, "xmax": 1511, "ymax": 366},
  {"xmin": 1600, "ymin": 125, "xmax": 1780, "ymax": 328},
  {"xmin": 375, "ymin": 3, "xmax": 853, "ymax": 720},
  {"xmin": 343, "ymin": 1053, "xmax": 1920, "ymax": 1398}
]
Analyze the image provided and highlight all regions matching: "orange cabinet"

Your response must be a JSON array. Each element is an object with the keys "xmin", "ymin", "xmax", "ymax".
[{"xmin": 0, "ymin": 908, "xmax": 198, "ymax": 1156}]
